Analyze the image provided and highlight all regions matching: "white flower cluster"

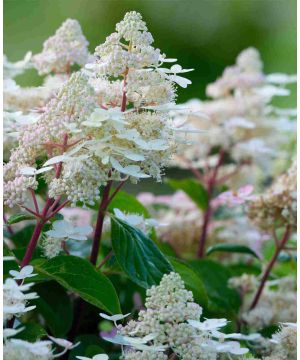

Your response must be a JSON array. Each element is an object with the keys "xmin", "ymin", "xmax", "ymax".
[
  {"xmin": 3, "ymin": 73, "xmax": 67, "ymax": 114},
  {"xmin": 173, "ymin": 47, "xmax": 296, "ymax": 175},
  {"xmin": 265, "ymin": 323, "xmax": 297, "ymax": 360},
  {"xmin": 3, "ymin": 46, "xmax": 70, "ymax": 114},
  {"xmin": 3, "ymin": 111, "xmax": 38, "ymax": 160},
  {"xmin": 32, "ymin": 19, "xmax": 89, "ymax": 75},
  {"xmin": 4, "ymin": 19, "xmax": 90, "ymax": 160},
  {"xmin": 247, "ymin": 160, "xmax": 297, "ymax": 231},
  {"xmin": 103, "ymin": 272, "xmax": 251, "ymax": 359},
  {"xmin": 4, "ymin": 12, "xmax": 192, "ymax": 208},
  {"xmin": 3, "ymin": 337, "xmax": 53, "ymax": 360},
  {"xmin": 87, "ymin": 11, "xmax": 192, "ymax": 105},
  {"xmin": 3, "ymin": 265, "xmax": 38, "ymax": 321},
  {"xmin": 4, "ymin": 72, "xmax": 96, "ymax": 208},
  {"xmin": 229, "ymin": 275, "xmax": 296, "ymax": 330},
  {"xmin": 4, "ymin": 22, "xmax": 85, "ymax": 159},
  {"xmin": 3, "ymin": 328, "xmax": 79, "ymax": 360},
  {"xmin": 4, "ymin": 52, "xmax": 32, "ymax": 79},
  {"xmin": 41, "ymin": 219, "xmax": 92, "ymax": 258}
]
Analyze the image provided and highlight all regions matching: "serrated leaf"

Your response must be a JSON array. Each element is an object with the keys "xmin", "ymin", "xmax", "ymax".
[
  {"xmin": 7, "ymin": 213, "xmax": 36, "ymax": 225},
  {"xmin": 206, "ymin": 244, "xmax": 259, "ymax": 258},
  {"xmin": 169, "ymin": 257, "xmax": 208, "ymax": 308},
  {"xmin": 32, "ymin": 281, "xmax": 73, "ymax": 337},
  {"xmin": 111, "ymin": 217, "xmax": 173, "ymax": 288},
  {"xmin": 189, "ymin": 259, "xmax": 241, "ymax": 314},
  {"xmin": 33, "ymin": 256, "xmax": 121, "ymax": 314},
  {"xmin": 167, "ymin": 178, "xmax": 208, "ymax": 210}
]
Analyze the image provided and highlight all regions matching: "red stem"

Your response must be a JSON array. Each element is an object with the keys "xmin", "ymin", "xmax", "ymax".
[
  {"xmin": 20, "ymin": 134, "xmax": 70, "ymax": 267},
  {"xmin": 21, "ymin": 198, "xmax": 54, "ymax": 267},
  {"xmin": 45, "ymin": 200, "xmax": 70, "ymax": 221},
  {"xmin": 21, "ymin": 206, "xmax": 41, "ymax": 218},
  {"xmin": 97, "ymin": 250, "xmax": 113, "ymax": 269},
  {"xmin": 197, "ymin": 148, "xmax": 225, "ymax": 258},
  {"xmin": 47, "ymin": 196, "xmax": 62, "ymax": 215},
  {"xmin": 30, "ymin": 188, "xmax": 40, "ymax": 214},
  {"xmin": 106, "ymin": 179, "xmax": 127, "ymax": 205},
  {"xmin": 90, "ymin": 180, "xmax": 113, "ymax": 265},
  {"xmin": 249, "ymin": 226, "xmax": 290, "ymax": 310}
]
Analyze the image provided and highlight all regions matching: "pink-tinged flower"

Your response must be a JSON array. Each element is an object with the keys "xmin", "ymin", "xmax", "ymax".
[
  {"xmin": 138, "ymin": 191, "xmax": 197, "ymax": 211},
  {"xmin": 136, "ymin": 192, "xmax": 156, "ymax": 206},
  {"xmin": 215, "ymin": 185, "xmax": 257, "ymax": 207}
]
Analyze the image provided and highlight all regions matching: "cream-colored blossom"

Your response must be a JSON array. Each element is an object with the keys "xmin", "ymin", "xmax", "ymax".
[
  {"xmin": 4, "ymin": 12, "xmax": 192, "ymax": 208},
  {"xmin": 104, "ymin": 272, "xmax": 250, "ymax": 359},
  {"xmin": 172, "ymin": 48, "xmax": 296, "ymax": 181},
  {"xmin": 247, "ymin": 160, "xmax": 297, "ymax": 231},
  {"xmin": 32, "ymin": 19, "xmax": 89, "ymax": 75}
]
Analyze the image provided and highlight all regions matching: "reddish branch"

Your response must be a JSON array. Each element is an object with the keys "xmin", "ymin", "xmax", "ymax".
[
  {"xmin": 197, "ymin": 148, "xmax": 225, "ymax": 258},
  {"xmin": 89, "ymin": 174, "xmax": 128, "ymax": 266},
  {"xmin": 97, "ymin": 250, "xmax": 113, "ymax": 269},
  {"xmin": 30, "ymin": 188, "xmax": 40, "ymax": 214},
  {"xmin": 90, "ymin": 180, "xmax": 113, "ymax": 265},
  {"xmin": 249, "ymin": 226, "xmax": 290, "ymax": 310},
  {"xmin": 20, "ymin": 133, "xmax": 70, "ymax": 268},
  {"xmin": 21, "ymin": 198, "xmax": 54, "ymax": 267}
]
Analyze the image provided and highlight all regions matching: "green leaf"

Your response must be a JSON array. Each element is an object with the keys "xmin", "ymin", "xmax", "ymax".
[
  {"xmin": 227, "ymin": 263, "xmax": 261, "ymax": 277},
  {"xmin": 157, "ymin": 241, "xmax": 177, "ymax": 257},
  {"xmin": 189, "ymin": 259, "xmax": 241, "ymax": 314},
  {"xmin": 167, "ymin": 178, "xmax": 208, "ymax": 210},
  {"xmin": 108, "ymin": 190, "xmax": 150, "ymax": 218},
  {"xmin": 7, "ymin": 213, "xmax": 36, "ymax": 225},
  {"xmin": 260, "ymin": 324, "xmax": 280, "ymax": 338},
  {"xmin": 33, "ymin": 256, "xmax": 121, "ymax": 314},
  {"xmin": 111, "ymin": 217, "xmax": 173, "ymax": 288},
  {"xmin": 169, "ymin": 257, "xmax": 208, "ymax": 308},
  {"xmin": 32, "ymin": 281, "xmax": 73, "ymax": 337},
  {"xmin": 206, "ymin": 244, "xmax": 259, "ymax": 258},
  {"xmin": 11, "ymin": 224, "xmax": 36, "ymax": 248},
  {"xmin": 14, "ymin": 323, "xmax": 47, "ymax": 342},
  {"xmin": 49, "ymin": 213, "xmax": 64, "ymax": 222}
]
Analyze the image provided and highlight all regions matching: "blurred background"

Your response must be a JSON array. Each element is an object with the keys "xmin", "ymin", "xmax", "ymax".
[{"xmin": 4, "ymin": 0, "xmax": 297, "ymax": 193}]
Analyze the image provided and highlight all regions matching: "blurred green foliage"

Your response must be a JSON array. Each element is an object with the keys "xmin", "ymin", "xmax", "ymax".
[{"xmin": 4, "ymin": 0, "xmax": 296, "ymax": 104}]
